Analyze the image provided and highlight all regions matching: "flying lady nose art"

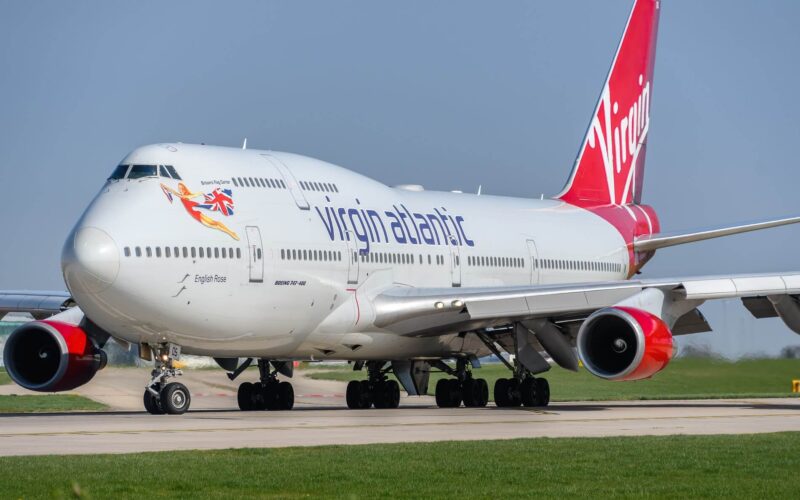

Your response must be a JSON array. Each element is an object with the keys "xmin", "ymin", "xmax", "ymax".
[{"xmin": 160, "ymin": 182, "xmax": 240, "ymax": 240}]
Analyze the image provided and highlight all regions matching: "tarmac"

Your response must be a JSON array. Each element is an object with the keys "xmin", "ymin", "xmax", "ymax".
[{"xmin": 1, "ymin": 368, "xmax": 799, "ymax": 457}]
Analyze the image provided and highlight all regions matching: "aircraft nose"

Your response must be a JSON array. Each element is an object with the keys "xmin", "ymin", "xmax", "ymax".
[{"xmin": 62, "ymin": 227, "xmax": 120, "ymax": 294}]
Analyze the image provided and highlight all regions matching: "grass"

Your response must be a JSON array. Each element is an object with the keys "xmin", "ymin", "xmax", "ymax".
[
  {"xmin": 306, "ymin": 358, "xmax": 800, "ymax": 401},
  {"xmin": 1, "ymin": 433, "xmax": 800, "ymax": 498},
  {"xmin": 0, "ymin": 394, "xmax": 107, "ymax": 413},
  {"xmin": 0, "ymin": 368, "xmax": 9, "ymax": 386}
]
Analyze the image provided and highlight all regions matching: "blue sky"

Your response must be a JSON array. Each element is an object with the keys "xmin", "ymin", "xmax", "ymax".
[{"xmin": 1, "ymin": 0, "xmax": 799, "ymax": 356}]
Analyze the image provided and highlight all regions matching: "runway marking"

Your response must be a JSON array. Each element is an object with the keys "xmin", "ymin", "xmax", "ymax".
[{"xmin": 2, "ymin": 411, "xmax": 798, "ymax": 439}]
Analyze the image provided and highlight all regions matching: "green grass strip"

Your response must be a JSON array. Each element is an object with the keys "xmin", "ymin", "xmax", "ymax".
[
  {"xmin": 0, "ymin": 395, "xmax": 107, "ymax": 413},
  {"xmin": 2, "ymin": 433, "xmax": 800, "ymax": 498}
]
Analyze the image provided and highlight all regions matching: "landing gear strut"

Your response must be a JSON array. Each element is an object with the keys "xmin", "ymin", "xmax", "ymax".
[
  {"xmin": 143, "ymin": 344, "xmax": 191, "ymax": 415},
  {"xmin": 237, "ymin": 359, "xmax": 294, "ymax": 411},
  {"xmin": 345, "ymin": 361, "xmax": 401, "ymax": 409},
  {"xmin": 433, "ymin": 358, "xmax": 489, "ymax": 409}
]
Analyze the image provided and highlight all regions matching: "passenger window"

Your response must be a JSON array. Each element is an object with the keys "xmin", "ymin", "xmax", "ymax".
[
  {"xmin": 237, "ymin": 248, "xmax": 242, "ymax": 259},
  {"xmin": 199, "ymin": 247, "xmax": 204, "ymax": 258},
  {"xmin": 165, "ymin": 247, "xmax": 171, "ymax": 258},
  {"xmin": 124, "ymin": 247, "xmax": 131, "ymax": 257},
  {"xmin": 207, "ymin": 247, "xmax": 212, "ymax": 258},
  {"xmin": 257, "ymin": 248, "xmax": 262, "ymax": 260},
  {"xmin": 164, "ymin": 166, "xmax": 182, "ymax": 180},
  {"xmin": 146, "ymin": 247, "xmax": 152, "ymax": 257},
  {"xmin": 135, "ymin": 247, "xmax": 142, "ymax": 257},
  {"xmin": 215, "ymin": 248, "xmax": 220, "ymax": 258},
  {"xmin": 108, "ymin": 165, "xmax": 129, "ymax": 180},
  {"xmin": 128, "ymin": 165, "xmax": 158, "ymax": 179},
  {"xmin": 155, "ymin": 247, "xmax": 162, "ymax": 258},
  {"xmin": 174, "ymin": 247, "xmax": 180, "ymax": 258},
  {"xmin": 183, "ymin": 247, "xmax": 188, "ymax": 258},
  {"xmin": 191, "ymin": 247, "xmax": 196, "ymax": 258}
]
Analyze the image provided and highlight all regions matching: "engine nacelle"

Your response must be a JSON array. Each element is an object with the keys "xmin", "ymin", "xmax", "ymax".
[
  {"xmin": 2, "ymin": 320, "xmax": 107, "ymax": 392},
  {"xmin": 577, "ymin": 306, "xmax": 674, "ymax": 381}
]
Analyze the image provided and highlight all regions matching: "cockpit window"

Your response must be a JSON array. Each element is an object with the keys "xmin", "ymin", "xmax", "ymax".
[
  {"xmin": 158, "ymin": 165, "xmax": 172, "ymax": 178},
  {"xmin": 164, "ymin": 165, "xmax": 181, "ymax": 180},
  {"xmin": 108, "ymin": 165, "xmax": 129, "ymax": 180},
  {"xmin": 128, "ymin": 165, "xmax": 158, "ymax": 179}
]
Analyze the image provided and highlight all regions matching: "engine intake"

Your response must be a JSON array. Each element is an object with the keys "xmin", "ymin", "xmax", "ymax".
[
  {"xmin": 3, "ymin": 320, "xmax": 106, "ymax": 392},
  {"xmin": 577, "ymin": 306, "xmax": 673, "ymax": 381}
]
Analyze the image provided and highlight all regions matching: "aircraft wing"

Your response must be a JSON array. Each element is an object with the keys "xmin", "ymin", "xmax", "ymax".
[
  {"xmin": 372, "ymin": 273, "xmax": 800, "ymax": 338},
  {"xmin": 633, "ymin": 216, "xmax": 800, "ymax": 252},
  {"xmin": 0, "ymin": 291, "xmax": 74, "ymax": 320}
]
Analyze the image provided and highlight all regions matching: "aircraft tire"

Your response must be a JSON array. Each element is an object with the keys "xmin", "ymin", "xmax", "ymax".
[
  {"xmin": 277, "ymin": 381, "xmax": 294, "ymax": 410},
  {"xmin": 238, "ymin": 382, "xmax": 254, "ymax": 411},
  {"xmin": 160, "ymin": 382, "xmax": 191, "ymax": 415},
  {"xmin": 535, "ymin": 378, "xmax": 550, "ymax": 407},
  {"xmin": 143, "ymin": 388, "xmax": 165, "ymax": 415},
  {"xmin": 520, "ymin": 378, "xmax": 538, "ymax": 407}
]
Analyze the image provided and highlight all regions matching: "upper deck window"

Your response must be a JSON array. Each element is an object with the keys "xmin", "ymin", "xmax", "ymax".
[
  {"xmin": 128, "ymin": 165, "xmax": 158, "ymax": 179},
  {"xmin": 108, "ymin": 165, "xmax": 129, "ymax": 180}
]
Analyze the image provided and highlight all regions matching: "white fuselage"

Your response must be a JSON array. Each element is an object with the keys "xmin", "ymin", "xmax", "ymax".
[{"xmin": 63, "ymin": 143, "xmax": 631, "ymax": 361}]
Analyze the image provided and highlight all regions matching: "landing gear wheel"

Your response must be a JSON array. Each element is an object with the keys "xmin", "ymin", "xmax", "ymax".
[
  {"xmin": 238, "ymin": 382, "xmax": 254, "ymax": 411},
  {"xmin": 535, "ymin": 378, "xmax": 550, "ymax": 407},
  {"xmin": 435, "ymin": 378, "xmax": 462, "ymax": 408},
  {"xmin": 346, "ymin": 380, "xmax": 371, "ymax": 409},
  {"xmin": 474, "ymin": 378, "xmax": 489, "ymax": 407},
  {"xmin": 494, "ymin": 378, "xmax": 522, "ymax": 408},
  {"xmin": 143, "ymin": 387, "xmax": 164, "ymax": 415},
  {"xmin": 520, "ymin": 378, "xmax": 538, "ymax": 407},
  {"xmin": 251, "ymin": 383, "xmax": 266, "ymax": 411},
  {"xmin": 277, "ymin": 381, "xmax": 294, "ymax": 410},
  {"xmin": 346, "ymin": 380, "xmax": 361, "ymax": 409},
  {"xmin": 378, "ymin": 380, "xmax": 400, "ymax": 409},
  {"xmin": 160, "ymin": 382, "xmax": 191, "ymax": 415}
]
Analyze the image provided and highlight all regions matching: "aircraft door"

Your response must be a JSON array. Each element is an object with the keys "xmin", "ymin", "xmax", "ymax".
[
  {"xmin": 526, "ymin": 239, "xmax": 540, "ymax": 285},
  {"xmin": 246, "ymin": 226, "xmax": 264, "ymax": 283},
  {"xmin": 344, "ymin": 231, "xmax": 359, "ymax": 285},
  {"xmin": 449, "ymin": 235, "xmax": 462, "ymax": 287},
  {"xmin": 261, "ymin": 154, "xmax": 310, "ymax": 210}
]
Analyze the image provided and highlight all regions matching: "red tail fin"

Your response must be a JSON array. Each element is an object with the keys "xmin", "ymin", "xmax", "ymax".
[{"xmin": 557, "ymin": 0, "xmax": 660, "ymax": 207}]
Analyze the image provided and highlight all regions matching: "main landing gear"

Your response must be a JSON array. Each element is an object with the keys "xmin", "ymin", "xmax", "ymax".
[
  {"xmin": 346, "ymin": 361, "xmax": 401, "ymax": 409},
  {"xmin": 434, "ymin": 358, "xmax": 489, "ymax": 408},
  {"xmin": 494, "ymin": 376, "xmax": 550, "ymax": 407},
  {"xmin": 237, "ymin": 359, "xmax": 295, "ymax": 411},
  {"xmin": 143, "ymin": 344, "xmax": 191, "ymax": 415}
]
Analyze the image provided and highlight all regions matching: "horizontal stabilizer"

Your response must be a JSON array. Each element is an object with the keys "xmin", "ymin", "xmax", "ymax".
[{"xmin": 633, "ymin": 215, "xmax": 800, "ymax": 252}]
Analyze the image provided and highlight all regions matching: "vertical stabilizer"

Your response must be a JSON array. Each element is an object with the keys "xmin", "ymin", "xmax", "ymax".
[{"xmin": 557, "ymin": 0, "xmax": 660, "ymax": 207}]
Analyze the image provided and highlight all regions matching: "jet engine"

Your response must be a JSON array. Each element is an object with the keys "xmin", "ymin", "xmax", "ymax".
[
  {"xmin": 2, "ymin": 320, "xmax": 107, "ymax": 392},
  {"xmin": 576, "ymin": 306, "xmax": 674, "ymax": 381}
]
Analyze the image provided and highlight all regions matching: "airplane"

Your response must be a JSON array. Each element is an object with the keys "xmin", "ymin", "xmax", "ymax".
[{"xmin": 3, "ymin": 0, "xmax": 800, "ymax": 415}]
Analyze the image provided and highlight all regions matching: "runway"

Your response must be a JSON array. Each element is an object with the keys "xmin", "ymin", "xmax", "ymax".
[{"xmin": 2, "ymin": 369, "xmax": 800, "ymax": 456}]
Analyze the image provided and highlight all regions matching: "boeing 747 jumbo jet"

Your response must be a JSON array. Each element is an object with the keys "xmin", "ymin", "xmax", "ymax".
[{"xmin": 4, "ymin": 0, "xmax": 800, "ymax": 415}]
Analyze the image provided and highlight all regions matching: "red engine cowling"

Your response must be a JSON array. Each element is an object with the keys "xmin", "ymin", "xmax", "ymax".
[
  {"xmin": 2, "ymin": 320, "xmax": 107, "ymax": 392},
  {"xmin": 576, "ymin": 306, "xmax": 674, "ymax": 381}
]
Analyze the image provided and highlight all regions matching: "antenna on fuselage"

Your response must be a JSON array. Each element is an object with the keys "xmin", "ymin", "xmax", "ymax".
[
  {"xmin": 242, "ymin": 138, "xmax": 248, "ymax": 150},
  {"xmin": 477, "ymin": 185, "xmax": 482, "ymax": 196}
]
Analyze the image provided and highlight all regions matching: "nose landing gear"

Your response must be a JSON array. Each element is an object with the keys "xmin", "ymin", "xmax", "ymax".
[
  {"xmin": 143, "ymin": 344, "xmax": 191, "ymax": 415},
  {"xmin": 236, "ymin": 359, "xmax": 294, "ymax": 411}
]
